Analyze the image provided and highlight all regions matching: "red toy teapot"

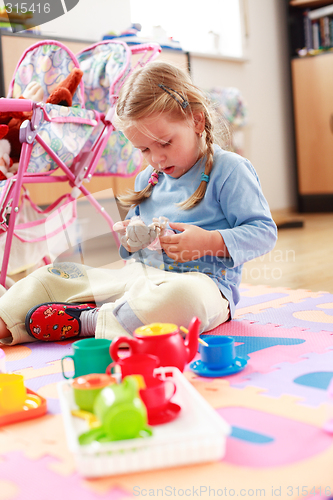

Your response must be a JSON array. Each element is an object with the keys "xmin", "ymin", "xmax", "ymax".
[{"xmin": 110, "ymin": 317, "xmax": 201, "ymax": 372}]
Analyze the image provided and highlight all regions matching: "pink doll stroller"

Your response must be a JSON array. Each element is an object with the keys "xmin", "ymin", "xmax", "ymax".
[{"xmin": 0, "ymin": 39, "xmax": 161, "ymax": 288}]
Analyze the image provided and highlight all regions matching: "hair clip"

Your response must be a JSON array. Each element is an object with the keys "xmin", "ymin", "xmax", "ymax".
[
  {"xmin": 158, "ymin": 84, "xmax": 189, "ymax": 109},
  {"xmin": 148, "ymin": 171, "xmax": 159, "ymax": 186},
  {"xmin": 201, "ymin": 172, "xmax": 210, "ymax": 183}
]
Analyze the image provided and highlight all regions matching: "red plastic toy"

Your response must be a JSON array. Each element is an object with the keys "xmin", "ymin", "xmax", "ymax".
[{"xmin": 110, "ymin": 317, "xmax": 201, "ymax": 372}]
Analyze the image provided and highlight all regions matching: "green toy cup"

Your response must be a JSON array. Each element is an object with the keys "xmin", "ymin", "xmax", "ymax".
[
  {"xmin": 61, "ymin": 338, "xmax": 112, "ymax": 379},
  {"xmin": 93, "ymin": 376, "xmax": 151, "ymax": 441},
  {"xmin": 73, "ymin": 373, "xmax": 117, "ymax": 412}
]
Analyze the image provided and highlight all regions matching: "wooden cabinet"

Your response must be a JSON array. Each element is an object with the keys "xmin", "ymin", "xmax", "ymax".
[
  {"xmin": 0, "ymin": 32, "xmax": 189, "ymax": 206},
  {"xmin": 291, "ymin": 53, "xmax": 333, "ymax": 193},
  {"xmin": 287, "ymin": 0, "xmax": 333, "ymax": 211}
]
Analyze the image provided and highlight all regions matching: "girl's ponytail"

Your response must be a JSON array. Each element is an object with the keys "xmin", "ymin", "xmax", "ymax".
[
  {"xmin": 117, "ymin": 169, "xmax": 159, "ymax": 208},
  {"xmin": 177, "ymin": 109, "xmax": 215, "ymax": 210}
]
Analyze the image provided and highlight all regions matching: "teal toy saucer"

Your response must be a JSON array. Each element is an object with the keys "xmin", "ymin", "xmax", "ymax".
[{"xmin": 189, "ymin": 357, "xmax": 247, "ymax": 378}]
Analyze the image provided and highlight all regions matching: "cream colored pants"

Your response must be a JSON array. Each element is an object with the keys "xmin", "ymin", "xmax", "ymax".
[{"xmin": 0, "ymin": 261, "xmax": 230, "ymax": 345}]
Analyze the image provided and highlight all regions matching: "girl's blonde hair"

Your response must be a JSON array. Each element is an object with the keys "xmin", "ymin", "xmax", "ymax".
[{"xmin": 115, "ymin": 61, "xmax": 229, "ymax": 210}]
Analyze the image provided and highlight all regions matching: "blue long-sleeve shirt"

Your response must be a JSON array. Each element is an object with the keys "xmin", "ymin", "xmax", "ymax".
[{"xmin": 120, "ymin": 145, "xmax": 277, "ymax": 317}]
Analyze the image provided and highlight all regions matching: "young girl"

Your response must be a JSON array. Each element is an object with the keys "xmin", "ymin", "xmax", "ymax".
[{"xmin": 0, "ymin": 62, "xmax": 277, "ymax": 346}]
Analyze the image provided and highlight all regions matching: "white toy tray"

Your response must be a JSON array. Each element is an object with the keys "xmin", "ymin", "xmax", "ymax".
[{"xmin": 57, "ymin": 366, "xmax": 231, "ymax": 477}]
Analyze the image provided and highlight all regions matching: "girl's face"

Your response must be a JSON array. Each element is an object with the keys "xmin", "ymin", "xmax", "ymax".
[{"xmin": 124, "ymin": 113, "xmax": 205, "ymax": 178}]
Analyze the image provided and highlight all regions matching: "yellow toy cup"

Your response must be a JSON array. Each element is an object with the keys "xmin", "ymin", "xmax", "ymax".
[{"xmin": 0, "ymin": 373, "xmax": 27, "ymax": 414}]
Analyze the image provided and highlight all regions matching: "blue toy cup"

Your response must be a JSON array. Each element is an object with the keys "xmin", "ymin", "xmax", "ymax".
[{"xmin": 199, "ymin": 336, "xmax": 235, "ymax": 370}]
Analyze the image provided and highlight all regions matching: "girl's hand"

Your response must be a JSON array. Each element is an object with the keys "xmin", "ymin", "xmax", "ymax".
[
  {"xmin": 113, "ymin": 219, "xmax": 131, "ymax": 237},
  {"xmin": 113, "ymin": 220, "xmax": 132, "ymax": 252},
  {"xmin": 159, "ymin": 222, "xmax": 229, "ymax": 262}
]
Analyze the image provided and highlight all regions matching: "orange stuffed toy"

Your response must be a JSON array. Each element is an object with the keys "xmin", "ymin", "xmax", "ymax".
[
  {"xmin": 0, "ymin": 67, "xmax": 83, "ymax": 166},
  {"xmin": 45, "ymin": 67, "xmax": 83, "ymax": 107}
]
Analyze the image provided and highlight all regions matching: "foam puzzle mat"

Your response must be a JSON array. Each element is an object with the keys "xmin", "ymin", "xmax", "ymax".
[{"xmin": 1, "ymin": 283, "xmax": 333, "ymax": 500}]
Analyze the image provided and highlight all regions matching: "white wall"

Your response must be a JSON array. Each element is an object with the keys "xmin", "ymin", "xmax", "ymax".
[
  {"xmin": 39, "ymin": 0, "xmax": 295, "ymax": 211},
  {"xmin": 190, "ymin": 0, "xmax": 296, "ymax": 211},
  {"xmin": 39, "ymin": 0, "xmax": 131, "ymax": 41}
]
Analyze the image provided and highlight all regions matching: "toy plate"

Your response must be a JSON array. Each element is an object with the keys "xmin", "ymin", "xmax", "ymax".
[
  {"xmin": 0, "ymin": 389, "xmax": 47, "ymax": 426},
  {"xmin": 190, "ymin": 357, "xmax": 247, "ymax": 377}
]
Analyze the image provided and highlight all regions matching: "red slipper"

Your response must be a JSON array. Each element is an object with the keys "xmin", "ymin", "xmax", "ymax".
[{"xmin": 25, "ymin": 302, "xmax": 96, "ymax": 341}]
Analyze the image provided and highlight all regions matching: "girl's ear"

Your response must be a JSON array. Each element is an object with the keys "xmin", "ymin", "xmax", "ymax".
[{"xmin": 193, "ymin": 111, "xmax": 205, "ymax": 134}]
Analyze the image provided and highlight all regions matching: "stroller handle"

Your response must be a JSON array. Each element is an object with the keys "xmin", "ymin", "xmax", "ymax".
[
  {"xmin": 130, "ymin": 43, "xmax": 161, "ymax": 58},
  {"xmin": 0, "ymin": 98, "xmax": 34, "ymax": 113}
]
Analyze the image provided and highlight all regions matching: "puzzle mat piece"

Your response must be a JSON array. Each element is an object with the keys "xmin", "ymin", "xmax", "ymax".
[
  {"xmin": 25, "ymin": 375, "xmax": 63, "ymax": 414},
  {"xmin": 15, "ymin": 358, "xmax": 70, "ymax": 382},
  {"xmin": 202, "ymin": 321, "xmax": 333, "ymax": 374},
  {"xmin": 304, "ymin": 496, "xmax": 330, "ymax": 500},
  {"xmin": 0, "ymin": 451, "xmax": 133, "ymax": 500},
  {"xmin": 185, "ymin": 374, "xmax": 333, "ymax": 427},
  {"xmin": 237, "ymin": 294, "xmax": 333, "ymax": 332},
  {"xmin": 186, "ymin": 329, "xmax": 333, "ymax": 401},
  {"xmin": 83, "ymin": 434, "xmax": 333, "ymax": 500},
  {"xmin": 17, "ymin": 356, "xmax": 74, "ymax": 382},
  {"xmin": 0, "ymin": 479, "xmax": 18, "ymax": 499},
  {"xmin": 4, "ymin": 375, "xmax": 329, "ymax": 498},
  {"xmin": 237, "ymin": 284, "xmax": 327, "ymax": 315},
  {"xmin": 0, "ymin": 344, "xmax": 32, "ymax": 363},
  {"xmin": 2, "ymin": 354, "xmax": 332, "ymax": 496},
  {"xmin": 0, "ymin": 383, "xmax": 253, "ymax": 495},
  {"xmin": 304, "ymin": 497, "xmax": 328, "ymax": 500},
  {"xmin": 0, "ymin": 413, "xmax": 76, "ymax": 473},
  {"xmin": 5, "ymin": 377, "xmax": 328, "ymax": 499},
  {"xmin": 237, "ymin": 290, "xmax": 287, "ymax": 310},
  {"xmin": 187, "ymin": 335, "xmax": 305, "ymax": 382},
  {"xmin": 217, "ymin": 406, "xmax": 333, "ymax": 467},
  {"xmin": 234, "ymin": 350, "xmax": 333, "ymax": 406},
  {"xmin": 85, "ymin": 375, "xmax": 333, "ymax": 498},
  {"xmin": 3, "ymin": 340, "xmax": 75, "ymax": 371},
  {"xmin": 0, "ymin": 420, "xmax": 309, "ymax": 500}
]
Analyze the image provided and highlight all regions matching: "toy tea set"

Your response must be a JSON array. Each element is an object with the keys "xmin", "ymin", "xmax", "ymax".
[
  {"xmin": 57, "ymin": 318, "xmax": 247, "ymax": 476},
  {"xmin": 59, "ymin": 317, "xmax": 246, "ymax": 448},
  {"xmin": 0, "ymin": 348, "xmax": 47, "ymax": 426},
  {"xmin": 60, "ymin": 317, "xmax": 201, "ymax": 445}
]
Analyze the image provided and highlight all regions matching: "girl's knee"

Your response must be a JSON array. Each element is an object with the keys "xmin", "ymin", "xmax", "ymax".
[
  {"xmin": 159, "ymin": 275, "xmax": 228, "ymax": 330},
  {"xmin": 158, "ymin": 275, "xmax": 211, "ymax": 316},
  {"xmin": 167, "ymin": 275, "xmax": 204, "ymax": 302}
]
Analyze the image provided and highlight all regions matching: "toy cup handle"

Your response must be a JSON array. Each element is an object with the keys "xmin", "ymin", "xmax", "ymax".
[
  {"xmin": 165, "ymin": 380, "xmax": 177, "ymax": 403},
  {"xmin": 109, "ymin": 336, "xmax": 139, "ymax": 362},
  {"xmin": 138, "ymin": 426, "xmax": 153, "ymax": 438},
  {"xmin": 105, "ymin": 362, "xmax": 116, "ymax": 375},
  {"xmin": 61, "ymin": 355, "xmax": 75, "ymax": 380}
]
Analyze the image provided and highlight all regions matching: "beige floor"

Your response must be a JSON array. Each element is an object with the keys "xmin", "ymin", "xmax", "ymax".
[{"xmin": 243, "ymin": 212, "xmax": 333, "ymax": 293}]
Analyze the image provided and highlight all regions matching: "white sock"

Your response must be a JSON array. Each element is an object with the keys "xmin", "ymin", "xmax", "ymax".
[{"xmin": 80, "ymin": 307, "xmax": 100, "ymax": 337}]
